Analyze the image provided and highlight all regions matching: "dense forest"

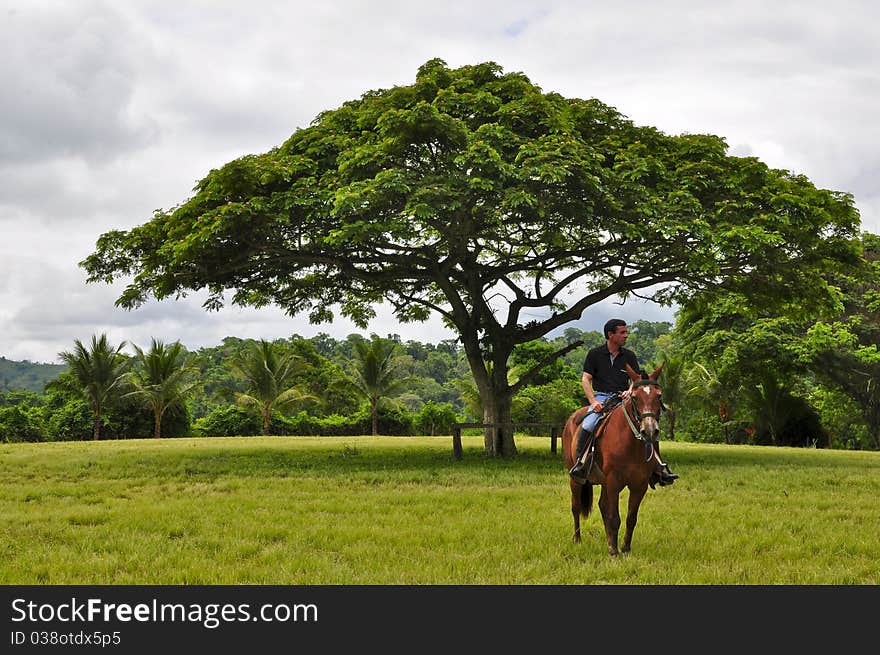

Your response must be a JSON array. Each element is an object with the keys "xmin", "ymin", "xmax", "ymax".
[{"xmin": 1, "ymin": 308, "xmax": 877, "ymax": 450}]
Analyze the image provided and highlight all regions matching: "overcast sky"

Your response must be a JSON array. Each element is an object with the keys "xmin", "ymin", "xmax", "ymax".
[{"xmin": 2, "ymin": 0, "xmax": 878, "ymax": 364}]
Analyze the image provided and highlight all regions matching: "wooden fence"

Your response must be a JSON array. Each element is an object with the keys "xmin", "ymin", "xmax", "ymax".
[{"xmin": 451, "ymin": 422, "xmax": 564, "ymax": 460}]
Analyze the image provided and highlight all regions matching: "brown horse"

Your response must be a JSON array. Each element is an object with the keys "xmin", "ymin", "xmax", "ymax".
[{"xmin": 562, "ymin": 363, "xmax": 666, "ymax": 556}]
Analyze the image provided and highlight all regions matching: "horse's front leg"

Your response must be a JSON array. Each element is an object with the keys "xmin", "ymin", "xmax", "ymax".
[
  {"xmin": 598, "ymin": 481, "xmax": 622, "ymax": 556},
  {"xmin": 622, "ymin": 483, "xmax": 648, "ymax": 553}
]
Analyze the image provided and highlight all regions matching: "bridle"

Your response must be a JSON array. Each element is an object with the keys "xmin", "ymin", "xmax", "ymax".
[
  {"xmin": 621, "ymin": 379, "xmax": 662, "ymax": 445},
  {"xmin": 630, "ymin": 379, "xmax": 662, "ymax": 421}
]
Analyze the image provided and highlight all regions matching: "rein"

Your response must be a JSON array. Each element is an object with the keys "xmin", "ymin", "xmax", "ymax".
[
  {"xmin": 619, "ymin": 380, "xmax": 662, "ymax": 461},
  {"xmin": 621, "ymin": 399, "xmax": 647, "ymax": 441}
]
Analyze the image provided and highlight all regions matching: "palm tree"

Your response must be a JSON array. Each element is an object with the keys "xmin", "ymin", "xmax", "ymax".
[
  {"xmin": 687, "ymin": 362, "xmax": 739, "ymax": 443},
  {"xmin": 348, "ymin": 336, "xmax": 409, "ymax": 436},
  {"xmin": 232, "ymin": 340, "xmax": 312, "ymax": 435},
  {"xmin": 126, "ymin": 339, "xmax": 198, "ymax": 438},
  {"xmin": 655, "ymin": 353, "xmax": 688, "ymax": 440},
  {"xmin": 58, "ymin": 334, "xmax": 129, "ymax": 440},
  {"xmin": 454, "ymin": 375, "xmax": 484, "ymax": 422}
]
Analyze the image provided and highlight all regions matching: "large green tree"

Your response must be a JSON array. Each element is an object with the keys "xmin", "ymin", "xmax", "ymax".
[
  {"xmin": 800, "ymin": 232, "xmax": 880, "ymax": 447},
  {"xmin": 82, "ymin": 59, "xmax": 863, "ymax": 456},
  {"xmin": 670, "ymin": 231, "xmax": 879, "ymax": 448}
]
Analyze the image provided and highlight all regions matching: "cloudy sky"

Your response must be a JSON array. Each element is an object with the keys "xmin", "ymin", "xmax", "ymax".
[{"xmin": 2, "ymin": 0, "xmax": 878, "ymax": 364}]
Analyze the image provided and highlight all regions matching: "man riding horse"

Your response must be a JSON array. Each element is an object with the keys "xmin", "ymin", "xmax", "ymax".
[{"xmin": 569, "ymin": 318, "xmax": 679, "ymax": 487}]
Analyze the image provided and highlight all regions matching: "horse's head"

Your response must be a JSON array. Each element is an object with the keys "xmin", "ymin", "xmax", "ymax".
[{"xmin": 625, "ymin": 363, "xmax": 664, "ymax": 441}]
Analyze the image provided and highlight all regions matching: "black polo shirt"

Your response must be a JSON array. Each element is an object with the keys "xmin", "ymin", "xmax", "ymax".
[{"xmin": 582, "ymin": 344, "xmax": 642, "ymax": 393}]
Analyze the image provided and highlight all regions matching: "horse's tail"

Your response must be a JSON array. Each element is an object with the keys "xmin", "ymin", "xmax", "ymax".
[
  {"xmin": 565, "ymin": 406, "xmax": 595, "ymax": 519},
  {"xmin": 580, "ymin": 483, "xmax": 593, "ymax": 518}
]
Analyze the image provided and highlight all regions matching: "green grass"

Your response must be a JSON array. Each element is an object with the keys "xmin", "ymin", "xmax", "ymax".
[{"xmin": 2, "ymin": 436, "xmax": 879, "ymax": 584}]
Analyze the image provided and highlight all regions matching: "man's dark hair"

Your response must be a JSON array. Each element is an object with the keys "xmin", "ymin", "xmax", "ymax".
[{"xmin": 603, "ymin": 318, "xmax": 627, "ymax": 340}]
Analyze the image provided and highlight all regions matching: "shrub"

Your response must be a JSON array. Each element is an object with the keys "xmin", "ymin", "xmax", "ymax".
[
  {"xmin": 277, "ymin": 406, "xmax": 414, "ymax": 436},
  {"xmin": 45, "ymin": 399, "xmax": 92, "ymax": 441},
  {"xmin": 278, "ymin": 412, "xmax": 356, "ymax": 436},
  {"xmin": 512, "ymin": 379, "xmax": 582, "ymax": 434},
  {"xmin": 192, "ymin": 406, "xmax": 262, "ymax": 437},
  {"xmin": 0, "ymin": 405, "xmax": 46, "ymax": 443},
  {"xmin": 678, "ymin": 413, "xmax": 726, "ymax": 444},
  {"xmin": 103, "ymin": 396, "xmax": 192, "ymax": 439},
  {"xmin": 355, "ymin": 405, "xmax": 413, "ymax": 436},
  {"xmin": 414, "ymin": 401, "xmax": 459, "ymax": 435}
]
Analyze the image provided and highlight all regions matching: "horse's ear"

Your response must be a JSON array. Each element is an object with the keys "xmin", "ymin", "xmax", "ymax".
[
  {"xmin": 625, "ymin": 363, "xmax": 641, "ymax": 381},
  {"xmin": 650, "ymin": 362, "xmax": 665, "ymax": 381}
]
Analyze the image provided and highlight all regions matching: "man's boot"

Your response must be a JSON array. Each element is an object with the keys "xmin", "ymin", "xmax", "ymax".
[
  {"xmin": 568, "ymin": 425, "xmax": 594, "ymax": 484},
  {"xmin": 649, "ymin": 461, "xmax": 679, "ymax": 489}
]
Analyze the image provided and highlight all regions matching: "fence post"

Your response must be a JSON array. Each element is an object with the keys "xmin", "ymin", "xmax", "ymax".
[
  {"xmin": 453, "ymin": 425, "xmax": 463, "ymax": 461},
  {"xmin": 550, "ymin": 426, "xmax": 558, "ymax": 454}
]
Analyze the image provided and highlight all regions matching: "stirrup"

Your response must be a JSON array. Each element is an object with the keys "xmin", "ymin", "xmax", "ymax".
[
  {"xmin": 569, "ymin": 448, "xmax": 593, "ymax": 484},
  {"xmin": 569, "ymin": 463, "xmax": 589, "ymax": 484},
  {"xmin": 657, "ymin": 463, "xmax": 678, "ymax": 486}
]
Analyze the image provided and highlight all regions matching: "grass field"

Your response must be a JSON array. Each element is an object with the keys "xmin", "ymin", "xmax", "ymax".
[{"xmin": 2, "ymin": 435, "xmax": 879, "ymax": 584}]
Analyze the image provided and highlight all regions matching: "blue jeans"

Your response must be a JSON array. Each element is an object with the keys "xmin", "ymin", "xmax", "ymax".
[{"xmin": 581, "ymin": 392, "xmax": 616, "ymax": 433}]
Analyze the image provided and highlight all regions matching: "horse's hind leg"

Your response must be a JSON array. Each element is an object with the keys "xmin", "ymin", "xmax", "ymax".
[
  {"xmin": 570, "ymin": 483, "xmax": 582, "ymax": 543},
  {"xmin": 621, "ymin": 484, "xmax": 648, "ymax": 554}
]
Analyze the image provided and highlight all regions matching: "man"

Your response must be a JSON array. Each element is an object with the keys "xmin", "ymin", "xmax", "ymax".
[{"xmin": 568, "ymin": 318, "xmax": 679, "ymax": 486}]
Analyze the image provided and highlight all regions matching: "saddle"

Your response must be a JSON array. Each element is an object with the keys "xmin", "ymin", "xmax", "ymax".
[
  {"xmin": 594, "ymin": 394, "xmax": 623, "ymax": 434},
  {"xmin": 576, "ymin": 395, "xmax": 624, "ymax": 484}
]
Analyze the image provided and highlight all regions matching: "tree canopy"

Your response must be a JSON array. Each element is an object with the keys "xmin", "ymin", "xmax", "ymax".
[{"xmin": 82, "ymin": 58, "xmax": 865, "ymax": 455}]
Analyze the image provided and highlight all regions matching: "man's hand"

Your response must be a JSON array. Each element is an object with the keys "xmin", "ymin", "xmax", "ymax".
[{"xmin": 588, "ymin": 400, "xmax": 603, "ymax": 413}]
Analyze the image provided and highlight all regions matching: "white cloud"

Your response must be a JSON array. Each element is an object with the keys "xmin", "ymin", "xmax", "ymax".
[
  {"xmin": 1, "ymin": 0, "xmax": 878, "ymax": 363},
  {"xmin": 1, "ymin": 2, "xmax": 158, "ymax": 164}
]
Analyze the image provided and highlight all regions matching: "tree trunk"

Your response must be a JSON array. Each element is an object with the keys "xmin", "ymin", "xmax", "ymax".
[
  {"xmin": 92, "ymin": 413, "xmax": 101, "ymax": 441},
  {"xmin": 666, "ymin": 407, "xmax": 676, "ymax": 440},
  {"xmin": 481, "ymin": 393, "xmax": 516, "ymax": 456},
  {"xmin": 263, "ymin": 407, "xmax": 271, "ymax": 436},
  {"xmin": 371, "ymin": 397, "xmax": 378, "ymax": 436},
  {"xmin": 718, "ymin": 401, "xmax": 730, "ymax": 444},
  {"xmin": 154, "ymin": 411, "xmax": 162, "ymax": 439},
  {"xmin": 458, "ymin": 323, "xmax": 517, "ymax": 456}
]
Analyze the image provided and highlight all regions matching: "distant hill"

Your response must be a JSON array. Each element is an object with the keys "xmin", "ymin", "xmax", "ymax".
[{"xmin": 0, "ymin": 357, "xmax": 67, "ymax": 393}]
